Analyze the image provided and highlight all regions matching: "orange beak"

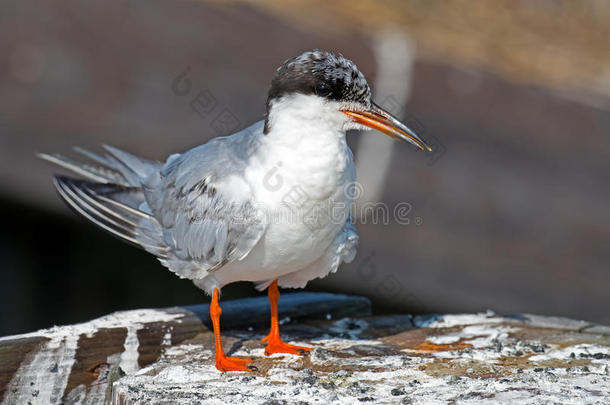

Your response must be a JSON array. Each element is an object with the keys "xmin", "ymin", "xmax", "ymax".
[{"xmin": 341, "ymin": 102, "xmax": 432, "ymax": 152}]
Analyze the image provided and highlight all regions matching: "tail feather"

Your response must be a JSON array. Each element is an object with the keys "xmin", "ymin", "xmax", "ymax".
[
  {"xmin": 102, "ymin": 145, "xmax": 157, "ymax": 181},
  {"xmin": 39, "ymin": 146, "xmax": 159, "ymax": 187},
  {"xmin": 53, "ymin": 175, "xmax": 168, "ymax": 259},
  {"xmin": 73, "ymin": 146, "xmax": 120, "ymax": 168},
  {"xmin": 41, "ymin": 147, "xmax": 168, "ymax": 259},
  {"xmin": 37, "ymin": 152, "xmax": 126, "ymax": 185},
  {"xmin": 73, "ymin": 146, "xmax": 147, "ymax": 185}
]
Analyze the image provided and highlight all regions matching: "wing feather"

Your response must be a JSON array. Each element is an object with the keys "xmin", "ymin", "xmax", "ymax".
[
  {"xmin": 145, "ymin": 129, "xmax": 266, "ymax": 279},
  {"xmin": 41, "ymin": 121, "xmax": 267, "ymax": 283}
]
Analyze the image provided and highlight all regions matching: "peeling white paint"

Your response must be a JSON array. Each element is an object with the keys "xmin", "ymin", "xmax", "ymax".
[
  {"xmin": 119, "ymin": 325, "xmax": 140, "ymax": 375},
  {"xmin": 1, "ymin": 309, "xmax": 184, "ymax": 405},
  {"xmin": 2, "ymin": 334, "xmax": 79, "ymax": 405},
  {"xmin": 0, "ymin": 309, "xmax": 183, "ymax": 343},
  {"xmin": 426, "ymin": 313, "xmax": 505, "ymax": 328},
  {"xmin": 162, "ymin": 330, "xmax": 172, "ymax": 346}
]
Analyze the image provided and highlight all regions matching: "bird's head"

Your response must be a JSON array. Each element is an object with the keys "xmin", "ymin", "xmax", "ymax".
[{"xmin": 264, "ymin": 50, "xmax": 431, "ymax": 152}]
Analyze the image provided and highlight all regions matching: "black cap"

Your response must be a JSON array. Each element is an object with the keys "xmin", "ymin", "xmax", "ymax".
[{"xmin": 264, "ymin": 50, "xmax": 371, "ymax": 133}]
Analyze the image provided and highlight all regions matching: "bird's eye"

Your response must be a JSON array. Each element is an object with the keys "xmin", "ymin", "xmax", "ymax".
[{"xmin": 314, "ymin": 83, "xmax": 331, "ymax": 97}]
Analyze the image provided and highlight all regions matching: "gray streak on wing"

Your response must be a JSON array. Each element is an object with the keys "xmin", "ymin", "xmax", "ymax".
[{"xmin": 143, "ymin": 122, "xmax": 266, "ymax": 280}]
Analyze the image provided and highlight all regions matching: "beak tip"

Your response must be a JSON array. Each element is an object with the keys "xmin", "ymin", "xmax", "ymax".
[{"xmin": 343, "ymin": 106, "xmax": 433, "ymax": 153}]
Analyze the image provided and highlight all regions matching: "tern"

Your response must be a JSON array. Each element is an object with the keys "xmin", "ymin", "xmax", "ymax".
[{"xmin": 40, "ymin": 50, "xmax": 431, "ymax": 372}]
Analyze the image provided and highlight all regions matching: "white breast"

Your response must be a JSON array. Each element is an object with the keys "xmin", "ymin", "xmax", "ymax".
[{"xmin": 211, "ymin": 94, "xmax": 357, "ymax": 286}]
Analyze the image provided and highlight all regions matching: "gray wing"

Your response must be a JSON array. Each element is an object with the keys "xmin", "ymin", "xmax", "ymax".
[
  {"xmin": 143, "ymin": 122, "xmax": 267, "ymax": 279},
  {"xmin": 41, "ymin": 121, "xmax": 267, "ymax": 282}
]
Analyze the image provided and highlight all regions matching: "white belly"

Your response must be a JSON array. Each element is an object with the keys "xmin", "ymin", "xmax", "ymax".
[{"xmin": 211, "ymin": 135, "xmax": 356, "ymax": 287}]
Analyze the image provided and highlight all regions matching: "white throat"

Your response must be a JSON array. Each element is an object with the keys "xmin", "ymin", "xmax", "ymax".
[
  {"xmin": 264, "ymin": 93, "xmax": 350, "ymax": 145},
  {"xmin": 253, "ymin": 93, "xmax": 356, "ymax": 201}
]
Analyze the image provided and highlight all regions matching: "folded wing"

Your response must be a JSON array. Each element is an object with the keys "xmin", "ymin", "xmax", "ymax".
[{"xmin": 40, "ymin": 123, "xmax": 267, "ymax": 282}]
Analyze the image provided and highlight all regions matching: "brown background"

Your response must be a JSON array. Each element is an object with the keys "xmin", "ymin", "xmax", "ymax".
[{"xmin": 1, "ymin": 0, "xmax": 608, "ymax": 336}]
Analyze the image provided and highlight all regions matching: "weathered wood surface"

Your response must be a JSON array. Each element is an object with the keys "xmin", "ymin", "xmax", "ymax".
[
  {"xmin": 1, "ymin": 293, "xmax": 609, "ymax": 404},
  {"xmin": 0, "ymin": 293, "xmax": 370, "ymax": 404}
]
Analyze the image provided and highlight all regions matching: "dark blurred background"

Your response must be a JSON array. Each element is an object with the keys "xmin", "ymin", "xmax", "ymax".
[{"xmin": 1, "ymin": 0, "xmax": 609, "ymax": 336}]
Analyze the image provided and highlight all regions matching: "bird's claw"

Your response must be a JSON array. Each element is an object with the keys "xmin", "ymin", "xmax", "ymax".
[
  {"xmin": 216, "ymin": 356, "xmax": 254, "ymax": 372},
  {"xmin": 264, "ymin": 340, "xmax": 312, "ymax": 356}
]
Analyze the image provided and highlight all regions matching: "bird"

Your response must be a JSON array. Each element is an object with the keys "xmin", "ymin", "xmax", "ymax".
[{"xmin": 39, "ymin": 50, "xmax": 431, "ymax": 372}]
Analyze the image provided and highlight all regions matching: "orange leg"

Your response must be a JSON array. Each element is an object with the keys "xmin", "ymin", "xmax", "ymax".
[
  {"xmin": 210, "ymin": 288, "xmax": 254, "ymax": 372},
  {"xmin": 261, "ymin": 280, "xmax": 312, "ymax": 355}
]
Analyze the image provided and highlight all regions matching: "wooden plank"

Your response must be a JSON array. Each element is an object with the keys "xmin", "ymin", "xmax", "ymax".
[{"xmin": 0, "ymin": 292, "xmax": 371, "ymax": 404}]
